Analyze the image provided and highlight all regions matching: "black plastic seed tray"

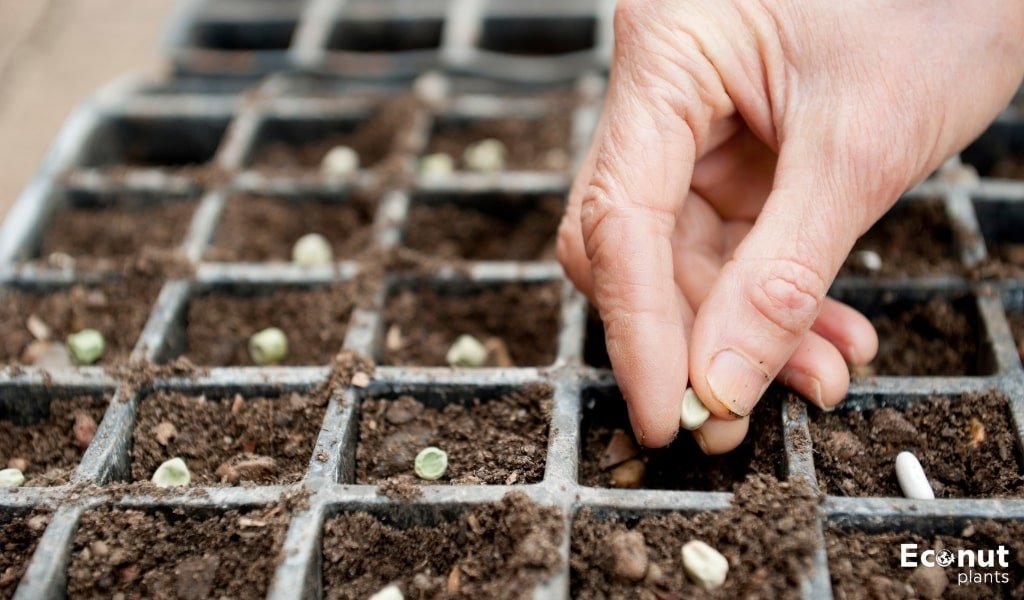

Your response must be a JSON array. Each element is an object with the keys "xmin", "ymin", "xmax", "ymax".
[
  {"xmin": 164, "ymin": 0, "xmax": 614, "ymax": 81},
  {"xmin": 3, "ymin": 66, "xmax": 1024, "ymax": 598}
]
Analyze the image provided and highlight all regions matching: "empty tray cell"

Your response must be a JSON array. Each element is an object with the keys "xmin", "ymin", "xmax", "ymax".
[
  {"xmin": 811, "ymin": 391, "xmax": 1024, "ymax": 498},
  {"xmin": 355, "ymin": 384, "xmax": 551, "ymax": 486},
  {"xmin": 0, "ymin": 510, "xmax": 50, "ymax": 597},
  {"xmin": 0, "ymin": 391, "xmax": 109, "ymax": 486},
  {"xmin": 78, "ymin": 115, "xmax": 228, "ymax": 168},
  {"xmin": 322, "ymin": 493, "xmax": 563, "ymax": 598},
  {"xmin": 578, "ymin": 386, "xmax": 785, "ymax": 491},
  {"xmin": 583, "ymin": 308, "xmax": 611, "ymax": 369},
  {"xmin": 974, "ymin": 197, "xmax": 1024, "ymax": 276},
  {"xmin": 67, "ymin": 505, "xmax": 289, "ymax": 598},
  {"xmin": 402, "ymin": 192, "xmax": 562, "ymax": 261},
  {"xmin": 571, "ymin": 476, "xmax": 818, "ymax": 597},
  {"xmin": 189, "ymin": 20, "xmax": 297, "ymax": 51},
  {"xmin": 826, "ymin": 517, "xmax": 1024, "ymax": 598},
  {"xmin": 478, "ymin": 16, "xmax": 596, "ymax": 56},
  {"xmin": 380, "ymin": 280, "xmax": 562, "ymax": 367},
  {"xmin": 179, "ymin": 283, "xmax": 357, "ymax": 367},
  {"xmin": 838, "ymin": 198, "xmax": 962, "ymax": 277},
  {"xmin": 37, "ymin": 190, "xmax": 197, "ymax": 263},
  {"xmin": 328, "ymin": 19, "xmax": 443, "ymax": 52},
  {"xmin": 837, "ymin": 291, "xmax": 994, "ymax": 377},
  {"xmin": 961, "ymin": 119, "xmax": 1024, "ymax": 179},
  {"xmin": 204, "ymin": 192, "xmax": 376, "ymax": 262},
  {"xmin": 426, "ymin": 113, "xmax": 572, "ymax": 172},
  {"xmin": 0, "ymin": 278, "xmax": 160, "ymax": 367},
  {"xmin": 131, "ymin": 389, "xmax": 326, "ymax": 486}
]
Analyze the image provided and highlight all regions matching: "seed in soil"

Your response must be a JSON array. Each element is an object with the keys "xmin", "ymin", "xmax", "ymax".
[
  {"xmin": 579, "ymin": 386, "xmax": 785, "ymax": 491},
  {"xmin": 79, "ymin": 115, "xmax": 227, "ymax": 168},
  {"xmin": 321, "ymin": 492, "xmax": 563, "ymax": 599},
  {"xmin": 180, "ymin": 283, "xmax": 355, "ymax": 366},
  {"xmin": 67, "ymin": 505, "xmax": 288, "ymax": 598},
  {"xmin": 369, "ymin": 585, "xmax": 403, "ymax": 600},
  {"xmin": 321, "ymin": 145, "xmax": 360, "ymax": 176},
  {"xmin": 151, "ymin": 457, "xmax": 191, "ymax": 488},
  {"xmin": 425, "ymin": 113, "xmax": 572, "ymax": 172},
  {"xmin": 291, "ymin": 233, "xmax": 334, "ymax": 266},
  {"xmin": 463, "ymin": 138, "xmax": 507, "ymax": 172},
  {"xmin": 0, "ymin": 511, "xmax": 50, "ymax": 598},
  {"xmin": 680, "ymin": 387, "xmax": 710, "ymax": 431},
  {"xmin": 66, "ymin": 328, "xmax": 105, "ymax": 365},
  {"xmin": 380, "ymin": 282, "xmax": 561, "ymax": 367},
  {"xmin": 402, "ymin": 192, "xmax": 562, "ymax": 261},
  {"xmin": 810, "ymin": 391, "xmax": 1024, "ymax": 498},
  {"xmin": 0, "ymin": 469, "xmax": 24, "ymax": 488},
  {"xmin": 132, "ymin": 390, "xmax": 325, "ymax": 486},
  {"xmin": 0, "ymin": 395, "xmax": 108, "ymax": 486},
  {"xmin": 413, "ymin": 446, "xmax": 448, "ymax": 481},
  {"xmin": 445, "ymin": 334, "xmax": 487, "ymax": 367},
  {"xmin": 248, "ymin": 327, "xmax": 289, "ymax": 365},
  {"xmin": 418, "ymin": 152, "xmax": 454, "ymax": 178},
  {"xmin": 681, "ymin": 539, "xmax": 729, "ymax": 590},
  {"xmin": 356, "ymin": 387, "xmax": 550, "ymax": 486},
  {"xmin": 895, "ymin": 450, "xmax": 935, "ymax": 500}
]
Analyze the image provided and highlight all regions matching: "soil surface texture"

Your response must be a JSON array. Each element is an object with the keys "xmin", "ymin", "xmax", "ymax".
[
  {"xmin": 811, "ymin": 391, "xmax": 1024, "ymax": 498},
  {"xmin": 205, "ymin": 194, "xmax": 376, "ymax": 262},
  {"xmin": 0, "ymin": 512, "xmax": 50, "ymax": 596},
  {"xmin": 131, "ymin": 390, "xmax": 326, "ymax": 486},
  {"xmin": 67, "ymin": 505, "xmax": 288, "ymax": 599},
  {"xmin": 356, "ymin": 386, "xmax": 551, "ymax": 485},
  {"xmin": 322, "ymin": 492, "xmax": 563, "ymax": 599},
  {"xmin": 867, "ymin": 296, "xmax": 984, "ymax": 376},
  {"xmin": 839, "ymin": 200, "xmax": 962, "ymax": 277},
  {"xmin": 426, "ymin": 113, "xmax": 571, "ymax": 171},
  {"xmin": 579, "ymin": 387, "xmax": 786, "ymax": 491},
  {"xmin": 183, "ymin": 282, "xmax": 358, "ymax": 366},
  {"xmin": 380, "ymin": 282, "xmax": 561, "ymax": 367},
  {"xmin": 571, "ymin": 475, "xmax": 820, "ymax": 599},
  {"xmin": 403, "ymin": 194, "xmax": 562, "ymax": 261}
]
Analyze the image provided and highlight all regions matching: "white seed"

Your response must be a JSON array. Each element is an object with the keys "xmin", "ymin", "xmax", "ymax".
[
  {"xmin": 320, "ymin": 145, "xmax": 360, "ymax": 177},
  {"xmin": 369, "ymin": 584, "xmax": 404, "ymax": 600},
  {"xmin": 248, "ymin": 327, "xmax": 289, "ymax": 365},
  {"xmin": 66, "ymin": 329, "xmax": 105, "ymax": 365},
  {"xmin": 895, "ymin": 451, "xmax": 935, "ymax": 500},
  {"xmin": 413, "ymin": 71, "xmax": 448, "ymax": 108},
  {"xmin": 152, "ymin": 458, "xmax": 191, "ymax": 488},
  {"xmin": 680, "ymin": 388, "xmax": 710, "ymax": 430},
  {"xmin": 291, "ymin": 233, "xmax": 334, "ymax": 267},
  {"xmin": 419, "ymin": 152, "xmax": 455, "ymax": 178},
  {"xmin": 463, "ymin": 138, "xmax": 506, "ymax": 172},
  {"xmin": 414, "ymin": 446, "xmax": 448, "ymax": 481},
  {"xmin": 681, "ymin": 540, "xmax": 728, "ymax": 591},
  {"xmin": 445, "ymin": 334, "xmax": 488, "ymax": 367},
  {"xmin": 856, "ymin": 250, "xmax": 883, "ymax": 272},
  {"xmin": 0, "ymin": 468, "xmax": 25, "ymax": 488}
]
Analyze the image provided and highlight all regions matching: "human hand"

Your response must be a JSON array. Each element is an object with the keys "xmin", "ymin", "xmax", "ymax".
[{"xmin": 558, "ymin": 0, "xmax": 1024, "ymax": 451}]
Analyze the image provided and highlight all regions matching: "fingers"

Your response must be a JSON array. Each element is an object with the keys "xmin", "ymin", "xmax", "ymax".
[
  {"xmin": 693, "ymin": 415, "xmax": 749, "ymax": 455},
  {"xmin": 778, "ymin": 331, "xmax": 851, "ymax": 411},
  {"xmin": 812, "ymin": 299, "xmax": 879, "ymax": 366}
]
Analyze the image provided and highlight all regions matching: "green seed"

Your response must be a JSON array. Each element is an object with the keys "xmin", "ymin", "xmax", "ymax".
[
  {"xmin": 249, "ymin": 327, "xmax": 288, "ymax": 365},
  {"xmin": 0, "ymin": 468, "xmax": 25, "ymax": 488},
  {"xmin": 414, "ymin": 446, "xmax": 448, "ymax": 481},
  {"xmin": 66, "ymin": 329, "xmax": 105, "ymax": 365},
  {"xmin": 152, "ymin": 458, "xmax": 191, "ymax": 488}
]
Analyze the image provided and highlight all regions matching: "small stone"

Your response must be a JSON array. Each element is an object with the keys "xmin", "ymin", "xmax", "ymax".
[
  {"xmin": 644, "ymin": 562, "xmax": 664, "ymax": 585},
  {"xmin": 73, "ymin": 412, "xmax": 98, "ymax": 450},
  {"xmin": 90, "ymin": 540, "xmax": 110, "ymax": 557},
  {"xmin": 385, "ymin": 397, "xmax": 424, "ymax": 425},
  {"xmin": 231, "ymin": 395, "xmax": 245, "ymax": 414},
  {"xmin": 826, "ymin": 430, "xmax": 864, "ymax": 461},
  {"xmin": 66, "ymin": 329, "xmax": 105, "ymax": 365},
  {"xmin": 27, "ymin": 515, "xmax": 48, "ymax": 531},
  {"xmin": 681, "ymin": 540, "xmax": 729, "ymax": 590},
  {"xmin": 216, "ymin": 456, "xmax": 278, "ymax": 484},
  {"xmin": 969, "ymin": 417, "xmax": 986, "ymax": 448},
  {"xmin": 21, "ymin": 340, "xmax": 72, "ymax": 368},
  {"xmin": 291, "ymin": 233, "xmax": 334, "ymax": 267},
  {"xmin": 446, "ymin": 565, "xmax": 461, "ymax": 594},
  {"xmin": 152, "ymin": 458, "xmax": 191, "ymax": 487},
  {"xmin": 599, "ymin": 429, "xmax": 638, "ymax": 470},
  {"xmin": 445, "ymin": 334, "xmax": 488, "ymax": 367},
  {"xmin": 463, "ymin": 138, "xmax": 506, "ymax": 172},
  {"xmin": 25, "ymin": 314, "xmax": 52, "ymax": 341},
  {"xmin": 606, "ymin": 530, "xmax": 648, "ymax": 582},
  {"xmin": 609, "ymin": 459, "xmax": 645, "ymax": 489},
  {"xmin": 385, "ymin": 325, "xmax": 404, "ymax": 351},
  {"xmin": 248, "ymin": 327, "xmax": 288, "ymax": 365},
  {"xmin": 369, "ymin": 583, "xmax": 404, "ymax": 600},
  {"xmin": 680, "ymin": 387, "xmax": 711, "ymax": 430},
  {"xmin": 419, "ymin": 153, "xmax": 455, "ymax": 178},
  {"xmin": 909, "ymin": 564, "xmax": 948, "ymax": 599},
  {"xmin": 484, "ymin": 337, "xmax": 514, "ymax": 367},
  {"xmin": 320, "ymin": 146, "xmax": 360, "ymax": 177},
  {"xmin": 153, "ymin": 421, "xmax": 177, "ymax": 447},
  {"xmin": 414, "ymin": 446, "xmax": 448, "ymax": 481},
  {"xmin": 870, "ymin": 408, "xmax": 919, "ymax": 445},
  {"xmin": 6, "ymin": 458, "xmax": 27, "ymax": 472},
  {"xmin": 0, "ymin": 469, "xmax": 25, "ymax": 488},
  {"xmin": 351, "ymin": 371, "xmax": 371, "ymax": 388}
]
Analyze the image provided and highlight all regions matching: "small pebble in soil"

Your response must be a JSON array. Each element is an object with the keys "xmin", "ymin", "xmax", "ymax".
[
  {"xmin": 320, "ymin": 145, "xmax": 360, "ymax": 177},
  {"xmin": 609, "ymin": 459, "xmax": 645, "ymax": 489},
  {"xmin": 599, "ymin": 429, "xmax": 638, "ymax": 470},
  {"xmin": 419, "ymin": 152, "xmax": 455, "ymax": 178},
  {"xmin": 681, "ymin": 539, "xmax": 729, "ymax": 590},
  {"xmin": 680, "ymin": 387, "xmax": 711, "ymax": 431},
  {"xmin": 909, "ymin": 564, "xmax": 948, "ymax": 599},
  {"xmin": 152, "ymin": 421, "xmax": 178, "ymax": 447},
  {"xmin": 895, "ymin": 451, "xmax": 934, "ymax": 500},
  {"xmin": 73, "ymin": 412, "xmax": 98, "ymax": 450},
  {"xmin": 0, "ymin": 468, "xmax": 25, "ymax": 488},
  {"xmin": 969, "ymin": 416, "xmax": 986, "ymax": 447},
  {"xmin": 248, "ymin": 327, "xmax": 289, "ymax": 365},
  {"xmin": 463, "ymin": 138, "xmax": 506, "ymax": 172},
  {"xmin": 66, "ymin": 328, "xmax": 105, "ymax": 365},
  {"xmin": 152, "ymin": 457, "xmax": 191, "ymax": 488},
  {"xmin": 414, "ymin": 446, "xmax": 448, "ymax": 481},
  {"xmin": 6, "ymin": 458, "xmax": 28, "ymax": 472},
  {"xmin": 606, "ymin": 530, "xmax": 648, "ymax": 582},
  {"xmin": 854, "ymin": 249, "xmax": 883, "ymax": 272},
  {"xmin": 291, "ymin": 233, "xmax": 334, "ymax": 267},
  {"xmin": 369, "ymin": 584, "xmax": 404, "ymax": 600},
  {"xmin": 445, "ymin": 334, "xmax": 488, "ymax": 367},
  {"xmin": 216, "ymin": 456, "xmax": 278, "ymax": 485}
]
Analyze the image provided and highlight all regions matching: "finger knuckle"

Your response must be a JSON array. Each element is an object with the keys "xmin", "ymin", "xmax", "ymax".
[{"xmin": 744, "ymin": 258, "xmax": 827, "ymax": 338}]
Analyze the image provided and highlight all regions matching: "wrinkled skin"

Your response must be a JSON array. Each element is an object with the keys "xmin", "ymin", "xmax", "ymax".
[{"xmin": 558, "ymin": 0, "xmax": 1024, "ymax": 452}]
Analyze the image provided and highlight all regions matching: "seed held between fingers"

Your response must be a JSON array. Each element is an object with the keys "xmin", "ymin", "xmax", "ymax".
[{"xmin": 680, "ymin": 388, "xmax": 711, "ymax": 430}]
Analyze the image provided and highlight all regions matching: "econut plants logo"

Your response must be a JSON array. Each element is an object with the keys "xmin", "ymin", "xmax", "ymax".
[{"xmin": 901, "ymin": 543, "xmax": 1011, "ymax": 585}]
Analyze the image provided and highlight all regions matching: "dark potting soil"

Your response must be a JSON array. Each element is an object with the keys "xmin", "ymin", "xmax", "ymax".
[
  {"xmin": 810, "ymin": 391, "xmax": 1024, "ymax": 498},
  {"xmin": 131, "ymin": 390, "xmax": 326, "ymax": 486},
  {"xmin": 0, "ymin": 395, "xmax": 107, "ymax": 487},
  {"xmin": 356, "ymin": 386, "xmax": 551, "ymax": 485},
  {"xmin": 426, "ymin": 114, "xmax": 572, "ymax": 171},
  {"xmin": 182, "ymin": 283, "xmax": 358, "ymax": 366},
  {"xmin": 204, "ymin": 194, "xmax": 376, "ymax": 262},
  {"xmin": 571, "ymin": 475, "xmax": 820, "ymax": 599},
  {"xmin": 321, "ymin": 492, "xmax": 563, "ymax": 599},
  {"xmin": 868, "ymin": 296, "xmax": 985, "ymax": 376},
  {"xmin": 827, "ymin": 520, "xmax": 1024, "ymax": 599},
  {"xmin": 583, "ymin": 309, "xmax": 611, "ymax": 369},
  {"xmin": 0, "ymin": 512, "xmax": 50, "ymax": 596},
  {"xmin": 578, "ymin": 386, "xmax": 786, "ymax": 491},
  {"xmin": 402, "ymin": 194, "xmax": 562, "ymax": 261},
  {"xmin": 991, "ymin": 158, "xmax": 1024, "ymax": 180},
  {"xmin": 38, "ymin": 196, "xmax": 196, "ymax": 262},
  {"xmin": 839, "ymin": 200, "xmax": 962, "ymax": 278},
  {"xmin": 67, "ymin": 505, "xmax": 288, "ymax": 599},
  {"xmin": 0, "ymin": 278, "xmax": 160, "ymax": 366},
  {"xmin": 380, "ymin": 282, "xmax": 561, "ymax": 367}
]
